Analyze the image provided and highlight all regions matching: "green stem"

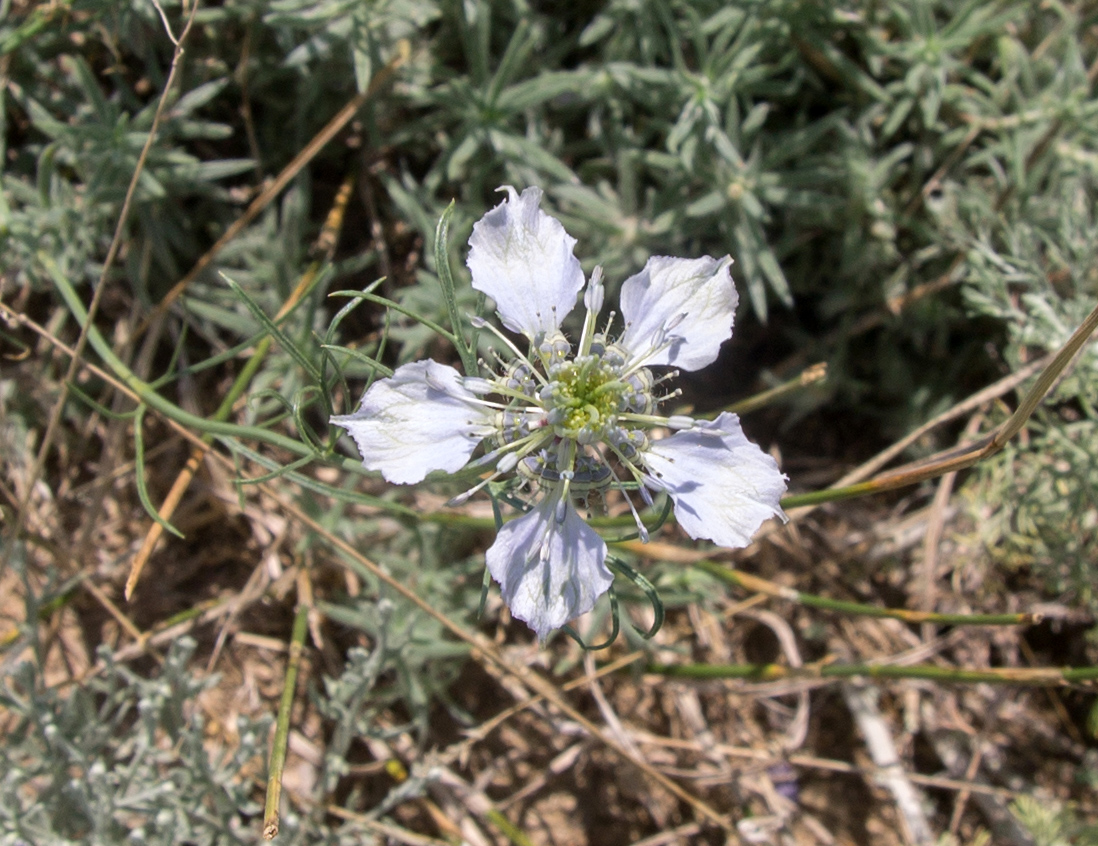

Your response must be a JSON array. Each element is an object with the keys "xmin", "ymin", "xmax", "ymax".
[
  {"xmin": 716, "ymin": 362, "xmax": 828, "ymax": 416},
  {"xmin": 694, "ymin": 560, "xmax": 1036, "ymax": 626},
  {"xmin": 45, "ymin": 253, "xmax": 313, "ymax": 459},
  {"xmin": 329, "ymin": 290, "xmax": 458, "ymax": 347},
  {"xmin": 43, "ymin": 254, "xmax": 410, "ymax": 512},
  {"xmin": 780, "ymin": 484, "xmax": 878, "ymax": 508},
  {"xmin": 263, "ymin": 602, "xmax": 310, "ymax": 840},
  {"xmin": 648, "ymin": 661, "xmax": 1098, "ymax": 686},
  {"xmin": 783, "ymin": 301, "xmax": 1098, "ymax": 508}
]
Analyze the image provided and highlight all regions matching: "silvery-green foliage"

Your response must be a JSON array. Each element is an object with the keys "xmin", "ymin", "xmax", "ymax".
[
  {"xmin": 265, "ymin": 0, "xmax": 439, "ymax": 92},
  {"xmin": 8, "ymin": 0, "xmax": 1093, "ymax": 420},
  {"xmin": 961, "ymin": 410, "xmax": 1098, "ymax": 621},
  {"xmin": 955, "ymin": 107, "xmax": 1098, "ymax": 619},
  {"xmin": 316, "ymin": 527, "xmax": 479, "ymax": 731},
  {"xmin": 0, "ymin": 639, "xmax": 268, "ymax": 845},
  {"xmin": 2, "ymin": 9, "xmax": 252, "ymax": 295},
  {"xmin": 962, "ymin": 178, "xmax": 1098, "ymax": 392}
]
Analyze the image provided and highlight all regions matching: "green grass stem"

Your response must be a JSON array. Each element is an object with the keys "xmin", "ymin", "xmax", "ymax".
[
  {"xmin": 263, "ymin": 602, "xmax": 310, "ymax": 840},
  {"xmin": 694, "ymin": 560, "xmax": 1038, "ymax": 626},
  {"xmin": 648, "ymin": 661, "xmax": 1098, "ymax": 686}
]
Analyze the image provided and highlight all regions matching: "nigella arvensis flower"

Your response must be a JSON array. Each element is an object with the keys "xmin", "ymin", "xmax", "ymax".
[{"xmin": 332, "ymin": 186, "xmax": 787, "ymax": 641}]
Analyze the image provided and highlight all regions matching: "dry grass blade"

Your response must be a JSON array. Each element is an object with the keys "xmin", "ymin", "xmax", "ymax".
[
  {"xmin": 825, "ymin": 353, "xmax": 1051, "ymax": 492},
  {"xmin": 782, "ymin": 300, "xmax": 1098, "ymax": 510},
  {"xmin": 874, "ymin": 300, "xmax": 1098, "ymax": 487}
]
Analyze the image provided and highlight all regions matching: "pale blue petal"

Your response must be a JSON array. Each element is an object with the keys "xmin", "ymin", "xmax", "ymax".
[
  {"xmin": 618, "ymin": 255, "xmax": 738, "ymax": 371},
  {"xmin": 467, "ymin": 186, "xmax": 585, "ymax": 339},
  {"xmin": 486, "ymin": 497, "xmax": 612, "ymax": 641},
  {"xmin": 643, "ymin": 413, "xmax": 786, "ymax": 548},
  {"xmin": 331, "ymin": 360, "xmax": 496, "ymax": 485}
]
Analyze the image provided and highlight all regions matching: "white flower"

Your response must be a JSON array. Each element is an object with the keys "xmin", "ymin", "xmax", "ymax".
[
  {"xmin": 643, "ymin": 414, "xmax": 789, "ymax": 549},
  {"xmin": 485, "ymin": 493, "xmax": 611, "ymax": 641},
  {"xmin": 330, "ymin": 360, "xmax": 496, "ymax": 485},
  {"xmin": 333, "ymin": 186, "xmax": 787, "ymax": 641}
]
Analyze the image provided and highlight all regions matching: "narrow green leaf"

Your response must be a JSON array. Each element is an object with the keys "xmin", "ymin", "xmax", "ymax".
[
  {"xmin": 133, "ymin": 405, "xmax": 185, "ymax": 540},
  {"xmin": 606, "ymin": 556, "xmax": 664, "ymax": 639},
  {"xmin": 433, "ymin": 201, "xmax": 476, "ymax": 373},
  {"xmin": 328, "ymin": 290, "xmax": 457, "ymax": 346},
  {"xmin": 222, "ymin": 274, "xmax": 324, "ymax": 385}
]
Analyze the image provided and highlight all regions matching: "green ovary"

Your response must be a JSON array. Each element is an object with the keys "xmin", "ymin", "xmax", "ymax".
[{"xmin": 551, "ymin": 360, "xmax": 625, "ymax": 439}]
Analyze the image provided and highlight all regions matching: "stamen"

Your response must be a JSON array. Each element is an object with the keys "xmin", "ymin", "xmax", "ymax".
[
  {"xmin": 446, "ymin": 474, "xmax": 497, "ymax": 506},
  {"xmin": 618, "ymin": 411, "xmax": 691, "ymax": 429},
  {"xmin": 578, "ymin": 266, "xmax": 605, "ymax": 357},
  {"xmin": 537, "ymin": 335, "xmax": 571, "ymax": 370},
  {"xmin": 423, "ymin": 368, "xmax": 538, "ymax": 413},
  {"xmin": 458, "ymin": 391, "xmax": 541, "ymax": 412},
  {"xmin": 447, "ymin": 429, "xmax": 554, "ymax": 506},
  {"xmin": 652, "ymin": 370, "xmax": 680, "ymax": 387},
  {"xmin": 604, "ymin": 437, "xmax": 651, "ymax": 495},
  {"xmin": 492, "ymin": 424, "xmax": 555, "ymax": 458},
  {"xmin": 469, "ymin": 315, "xmax": 549, "ymax": 387},
  {"xmin": 620, "ymin": 335, "xmax": 676, "ymax": 377},
  {"xmin": 463, "ymin": 376, "xmax": 494, "ymax": 395},
  {"xmin": 592, "ymin": 444, "xmax": 649, "ymax": 543},
  {"xmin": 484, "ymin": 381, "xmax": 548, "ymax": 405}
]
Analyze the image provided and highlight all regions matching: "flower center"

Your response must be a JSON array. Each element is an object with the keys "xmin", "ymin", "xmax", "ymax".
[
  {"xmin": 545, "ymin": 356, "xmax": 626, "ymax": 443},
  {"xmin": 479, "ymin": 306, "xmax": 667, "ymax": 501}
]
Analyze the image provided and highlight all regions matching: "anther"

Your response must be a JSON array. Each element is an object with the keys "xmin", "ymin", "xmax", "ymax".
[
  {"xmin": 424, "ymin": 369, "xmax": 451, "ymax": 393},
  {"xmin": 463, "ymin": 377, "xmax": 494, "ymax": 395},
  {"xmin": 583, "ymin": 267, "xmax": 605, "ymax": 315},
  {"xmin": 663, "ymin": 312, "xmax": 687, "ymax": 333}
]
